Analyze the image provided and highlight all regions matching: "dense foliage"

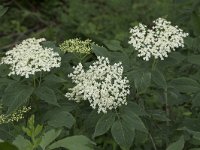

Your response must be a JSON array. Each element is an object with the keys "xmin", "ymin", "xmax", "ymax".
[{"xmin": 0, "ymin": 0, "xmax": 200, "ymax": 150}]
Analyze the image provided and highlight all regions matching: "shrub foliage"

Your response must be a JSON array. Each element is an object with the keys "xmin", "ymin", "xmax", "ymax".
[{"xmin": 0, "ymin": 1, "xmax": 200, "ymax": 150}]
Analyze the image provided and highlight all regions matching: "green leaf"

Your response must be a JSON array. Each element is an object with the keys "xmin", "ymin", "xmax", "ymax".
[
  {"xmin": 192, "ymin": 93, "xmax": 200, "ymax": 107},
  {"xmin": 2, "ymin": 83, "xmax": 34, "ymax": 113},
  {"xmin": 0, "ymin": 78, "xmax": 15, "ymax": 88},
  {"xmin": 133, "ymin": 70, "xmax": 151, "ymax": 92},
  {"xmin": 104, "ymin": 40, "xmax": 122, "ymax": 51},
  {"xmin": 91, "ymin": 44, "xmax": 111, "ymax": 57},
  {"xmin": 41, "ymin": 41, "xmax": 60, "ymax": 53},
  {"xmin": 166, "ymin": 136, "xmax": 184, "ymax": 150},
  {"xmin": 185, "ymin": 37, "xmax": 200, "ymax": 52},
  {"xmin": 167, "ymin": 89, "xmax": 184, "ymax": 105},
  {"xmin": 122, "ymin": 102, "xmax": 147, "ymax": 116},
  {"xmin": 40, "ymin": 129, "xmax": 61, "ymax": 150},
  {"xmin": 22, "ymin": 115, "xmax": 37, "ymax": 137},
  {"xmin": 121, "ymin": 108, "xmax": 148, "ymax": 133},
  {"xmin": 190, "ymin": 13, "xmax": 200, "ymax": 36},
  {"xmin": 34, "ymin": 125, "xmax": 43, "ymax": 137},
  {"xmin": 93, "ymin": 112, "xmax": 115, "ymax": 138},
  {"xmin": 0, "ymin": 6, "xmax": 8, "ymax": 17},
  {"xmin": 181, "ymin": 118, "xmax": 200, "ymax": 131},
  {"xmin": 84, "ymin": 110, "xmax": 101, "ymax": 135},
  {"xmin": 13, "ymin": 135, "xmax": 32, "ymax": 150},
  {"xmin": 151, "ymin": 69, "xmax": 167, "ymax": 89},
  {"xmin": 34, "ymin": 137, "xmax": 42, "ymax": 148},
  {"xmin": 48, "ymin": 135, "xmax": 94, "ymax": 150},
  {"xmin": 0, "ymin": 142, "xmax": 18, "ymax": 150},
  {"xmin": 111, "ymin": 120, "xmax": 134, "ymax": 150},
  {"xmin": 188, "ymin": 55, "xmax": 200, "ymax": 66},
  {"xmin": 28, "ymin": 115, "xmax": 35, "ymax": 129},
  {"xmin": 0, "ymin": 126, "xmax": 15, "ymax": 140},
  {"xmin": 170, "ymin": 77, "xmax": 200, "ymax": 93},
  {"xmin": 0, "ymin": 64, "xmax": 10, "ymax": 77},
  {"xmin": 108, "ymin": 51, "xmax": 131, "ymax": 71},
  {"xmin": 44, "ymin": 104, "xmax": 76, "ymax": 116},
  {"xmin": 35, "ymin": 86, "xmax": 59, "ymax": 106},
  {"xmin": 47, "ymin": 111, "xmax": 75, "ymax": 128},
  {"xmin": 178, "ymin": 127, "xmax": 200, "ymax": 141},
  {"xmin": 22, "ymin": 127, "xmax": 31, "ymax": 138},
  {"xmin": 149, "ymin": 110, "xmax": 170, "ymax": 122},
  {"xmin": 170, "ymin": 52, "xmax": 186, "ymax": 63},
  {"xmin": 44, "ymin": 74, "xmax": 67, "ymax": 83}
]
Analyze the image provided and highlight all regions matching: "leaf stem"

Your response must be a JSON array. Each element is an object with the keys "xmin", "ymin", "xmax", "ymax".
[
  {"xmin": 149, "ymin": 133, "xmax": 157, "ymax": 150},
  {"xmin": 80, "ymin": 54, "xmax": 90, "ymax": 63},
  {"xmin": 164, "ymin": 88, "xmax": 169, "ymax": 146},
  {"xmin": 33, "ymin": 75, "xmax": 36, "ymax": 88},
  {"xmin": 114, "ymin": 109, "xmax": 120, "ymax": 121},
  {"xmin": 112, "ymin": 140, "xmax": 118, "ymax": 150},
  {"xmin": 152, "ymin": 58, "xmax": 157, "ymax": 70},
  {"xmin": 164, "ymin": 89, "xmax": 169, "ymax": 126},
  {"xmin": 38, "ymin": 72, "xmax": 42, "ymax": 87}
]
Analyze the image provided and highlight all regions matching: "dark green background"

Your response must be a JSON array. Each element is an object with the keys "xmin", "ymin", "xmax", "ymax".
[{"xmin": 1, "ymin": 0, "xmax": 199, "ymax": 51}]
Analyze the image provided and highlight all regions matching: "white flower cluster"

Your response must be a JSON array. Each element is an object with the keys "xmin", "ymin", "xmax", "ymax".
[
  {"xmin": 128, "ymin": 18, "xmax": 189, "ymax": 61},
  {"xmin": 65, "ymin": 56, "xmax": 130, "ymax": 113},
  {"xmin": 1, "ymin": 38, "xmax": 61, "ymax": 78}
]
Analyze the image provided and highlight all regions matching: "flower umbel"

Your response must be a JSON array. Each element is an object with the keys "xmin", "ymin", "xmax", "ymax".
[
  {"xmin": 59, "ymin": 38, "xmax": 95, "ymax": 54},
  {"xmin": 1, "ymin": 38, "xmax": 61, "ymax": 78},
  {"xmin": 65, "ymin": 56, "xmax": 130, "ymax": 113},
  {"xmin": 0, "ymin": 106, "xmax": 31, "ymax": 124},
  {"xmin": 128, "ymin": 18, "xmax": 189, "ymax": 61}
]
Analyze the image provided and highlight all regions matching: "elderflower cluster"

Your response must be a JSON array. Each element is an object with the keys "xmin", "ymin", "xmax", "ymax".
[
  {"xmin": 65, "ymin": 56, "xmax": 130, "ymax": 113},
  {"xmin": 128, "ymin": 18, "xmax": 189, "ymax": 61},
  {"xmin": 1, "ymin": 38, "xmax": 61, "ymax": 78},
  {"xmin": 60, "ymin": 38, "xmax": 96, "ymax": 54},
  {"xmin": 0, "ymin": 106, "xmax": 31, "ymax": 124}
]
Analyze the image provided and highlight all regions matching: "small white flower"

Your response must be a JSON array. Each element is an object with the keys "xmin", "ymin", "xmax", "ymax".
[
  {"xmin": 1, "ymin": 38, "xmax": 61, "ymax": 78},
  {"xmin": 65, "ymin": 56, "xmax": 130, "ymax": 113},
  {"xmin": 128, "ymin": 18, "xmax": 189, "ymax": 61}
]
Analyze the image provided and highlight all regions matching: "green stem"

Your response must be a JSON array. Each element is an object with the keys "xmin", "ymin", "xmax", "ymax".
[
  {"xmin": 152, "ymin": 58, "xmax": 157, "ymax": 70},
  {"xmin": 72, "ymin": 53, "xmax": 80, "ymax": 62},
  {"xmin": 164, "ymin": 88, "xmax": 169, "ymax": 146},
  {"xmin": 38, "ymin": 72, "xmax": 42, "ymax": 87},
  {"xmin": 80, "ymin": 54, "xmax": 88, "ymax": 63},
  {"xmin": 149, "ymin": 133, "xmax": 157, "ymax": 150},
  {"xmin": 74, "ymin": 53, "xmax": 89, "ymax": 63},
  {"xmin": 112, "ymin": 141, "xmax": 118, "ymax": 150},
  {"xmin": 164, "ymin": 89, "xmax": 169, "ymax": 126},
  {"xmin": 33, "ymin": 75, "xmax": 36, "ymax": 88},
  {"xmin": 32, "ymin": 75, "xmax": 42, "ymax": 116},
  {"xmin": 114, "ymin": 109, "xmax": 120, "ymax": 121}
]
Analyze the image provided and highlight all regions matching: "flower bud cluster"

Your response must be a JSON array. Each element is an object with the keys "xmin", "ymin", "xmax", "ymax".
[
  {"xmin": 59, "ymin": 38, "xmax": 96, "ymax": 54},
  {"xmin": 0, "ymin": 106, "xmax": 31, "ymax": 124}
]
